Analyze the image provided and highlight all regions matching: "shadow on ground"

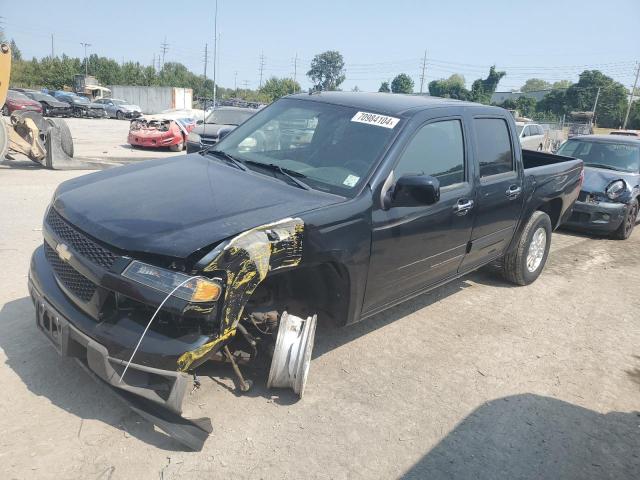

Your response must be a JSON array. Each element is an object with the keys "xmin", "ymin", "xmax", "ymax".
[{"xmin": 401, "ymin": 393, "xmax": 640, "ymax": 480}]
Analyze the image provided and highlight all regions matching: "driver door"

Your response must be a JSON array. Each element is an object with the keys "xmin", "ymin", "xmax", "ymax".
[{"xmin": 363, "ymin": 117, "xmax": 476, "ymax": 313}]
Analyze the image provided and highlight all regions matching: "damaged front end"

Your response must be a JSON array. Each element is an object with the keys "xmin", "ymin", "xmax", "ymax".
[
  {"xmin": 28, "ymin": 209, "xmax": 314, "ymax": 449},
  {"xmin": 128, "ymin": 117, "xmax": 194, "ymax": 150}
]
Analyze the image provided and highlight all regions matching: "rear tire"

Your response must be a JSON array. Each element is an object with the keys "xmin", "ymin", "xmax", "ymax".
[
  {"xmin": 612, "ymin": 199, "xmax": 638, "ymax": 240},
  {"xmin": 502, "ymin": 211, "xmax": 552, "ymax": 285}
]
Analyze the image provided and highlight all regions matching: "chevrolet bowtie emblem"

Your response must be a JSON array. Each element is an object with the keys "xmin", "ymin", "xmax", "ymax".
[{"xmin": 55, "ymin": 243, "xmax": 72, "ymax": 262}]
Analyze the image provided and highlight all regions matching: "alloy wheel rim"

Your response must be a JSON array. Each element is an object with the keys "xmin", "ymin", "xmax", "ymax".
[
  {"xmin": 526, "ymin": 227, "xmax": 547, "ymax": 272},
  {"xmin": 626, "ymin": 205, "xmax": 638, "ymax": 234}
]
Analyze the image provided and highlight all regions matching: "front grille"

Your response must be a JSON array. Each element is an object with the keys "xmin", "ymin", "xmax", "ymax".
[
  {"xmin": 44, "ymin": 243, "xmax": 97, "ymax": 302},
  {"xmin": 46, "ymin": 208, "xmax": 117, "ymax": 269}
]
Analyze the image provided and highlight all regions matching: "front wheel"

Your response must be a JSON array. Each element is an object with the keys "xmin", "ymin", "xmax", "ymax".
[
  {"xmin": 169, "ymin": 141, "xmax": 184, "ymax": 152},
  {"xmin": 612, "ymin": 199, "xmax": 638, "ymax": 240},
  {"xmin": 502, "ymin": 211, "xmax": 552, "ymax": 285},
  {"xmin": 116, "ymin": 110, "xmax": 124, "ymax": 120}
]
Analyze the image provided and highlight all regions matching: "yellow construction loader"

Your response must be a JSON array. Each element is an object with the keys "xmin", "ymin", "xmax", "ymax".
[{"xmin": 1, "ymin": 42, "xmax": 77, "ymax": 168}]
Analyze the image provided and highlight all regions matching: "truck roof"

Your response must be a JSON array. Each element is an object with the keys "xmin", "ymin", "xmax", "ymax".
[{"xmin": 288, "ymin": 91, "xmax": 500, "ymax": 117}]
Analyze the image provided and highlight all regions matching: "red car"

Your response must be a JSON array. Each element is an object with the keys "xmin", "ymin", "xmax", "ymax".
[
  {"xmin": 128, "ymin": 116, "xmax": 195, "ymax": 152},
  {"xmin": 2, "ymin": 90, "xmax": 43, "ymax": 115}
]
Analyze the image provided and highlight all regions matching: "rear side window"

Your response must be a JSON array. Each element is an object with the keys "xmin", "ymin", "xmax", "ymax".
[
  {"xmin": 394, "ymin": 119, "xmax": 465, "ymax": 188},
  {"xmin": 474, "ymin": 118, "xmax": 514, "ymax": 177}
]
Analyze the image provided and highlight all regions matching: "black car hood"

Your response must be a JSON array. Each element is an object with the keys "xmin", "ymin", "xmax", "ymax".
[
  {"xmin": 53, "ymin": 154, "xmax": 342, "ymax": 259},
  {"xmin": 582, "ymin": 166, "xmax": 640, "ymax": 196},
  {"xmin": 192, "ymin": 123, "xmax": 233, "ymax": 138},
  {"xmin": 48, "ymin": 100, "xmax": 70, "ymax": 108}
]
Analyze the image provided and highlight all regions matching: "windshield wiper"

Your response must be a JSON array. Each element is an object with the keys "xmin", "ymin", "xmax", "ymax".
[
  {"xmin": 205, "ymin": 149, "xmax": 247, "ymax": 171},
  {"xmin": 585, "ymin": 163, "xmax": 621, "ymax": 171},
  {"xmin": 243, "ymin": 160, "xmax": 309, "ymax": 190}
]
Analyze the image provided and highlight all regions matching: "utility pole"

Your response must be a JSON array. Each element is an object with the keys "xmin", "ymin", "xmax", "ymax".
[
  {"xmin": 160, "ymin": 37, "xmax": 169, "ymax": 70},
  {"xmin": 152, "ymin": 54, "xmax": 156, "ymax": 72},
  {"xmin": 80, "ymin": 42, "xmax": 91, "ymax": 75},
  {"xmin": 51, "ymin": 34, "xmax": 54, "ymax": 58},
  {"xmin": 258, "ymin": 51, "xmax": 265, "ymax": 89},
  {"xmin": 591, "ymin": 86, "xmax": 601, "ymax": 126},
  {"xmin": 234, "ymin": 70, "xmax": 238, "ymax": 96},
  {"xmin": 211, "ymin": 0, "xmax": 218, "ymax": 108},
  {"xmin": 419, "ymin": 50, "xmax": 427, "ymax": 94},
  {"xmin": 623, "ymin": 62, "xmax": 640, "ymax": 130},
  {"xmin": 203, "ymin": 43, "xmax": 208, "ymax": 83},
  {"xmin": 292, "ymin": 52, "xmax": 298, "ymax": 89}
]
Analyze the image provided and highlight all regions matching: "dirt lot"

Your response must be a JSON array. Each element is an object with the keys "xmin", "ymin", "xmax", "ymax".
[
  {"xmin": 0, "ymin": 166, "xmax": 639, "ymax": 480},
  {"xmin": 1, "ymin": 117, "xmax": 184, "ymax": 167}
]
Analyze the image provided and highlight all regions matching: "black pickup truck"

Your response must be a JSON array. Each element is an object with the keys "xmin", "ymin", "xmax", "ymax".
[{"xmin": 28, "ymin": 92, "xmax": 582, "ymax": 444}]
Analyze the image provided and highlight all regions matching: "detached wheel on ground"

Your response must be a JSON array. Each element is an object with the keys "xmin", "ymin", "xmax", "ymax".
[
  {"xmin": 612, "ymin": 199, "xmax": 638, "ymax": 240},
  {"xmin": 502, "ymin": 210, "xmax": 552, "ymax": 285},
  {"xmin": 169, "ymin": 140, "xmax": 184, "ymax": 152}
]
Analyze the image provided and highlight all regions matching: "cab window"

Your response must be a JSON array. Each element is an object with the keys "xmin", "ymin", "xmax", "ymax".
[{"xmin": 474, "ymin": 118, "xmax": 514, "ymax": 178}]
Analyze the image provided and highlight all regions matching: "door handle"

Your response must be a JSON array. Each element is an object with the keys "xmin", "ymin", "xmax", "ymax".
[
  {"xmin": 454, "ymin": 199, "xmax": 474, "ymax": 215},
  {"xmin": 506, "ymin": 185, "xmax": 522, "ymax": 198}
]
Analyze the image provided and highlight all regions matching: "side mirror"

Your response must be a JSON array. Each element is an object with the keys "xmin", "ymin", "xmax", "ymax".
[
  {"xmin": 196, "ymin": 119, "xmax": 204, "ymax": 125},
  {"xmin": 387, "ymin": 174, "xmax": 440, "ymax": 208},
  {"xmin": 217, "ymin": 126, "xmax": 236, "ymax": 140}
]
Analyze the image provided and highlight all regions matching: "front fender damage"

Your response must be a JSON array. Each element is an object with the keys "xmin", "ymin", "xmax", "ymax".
[{"xmin": 176, "ymin": 217, "xmax": 304, "ymax": 372}]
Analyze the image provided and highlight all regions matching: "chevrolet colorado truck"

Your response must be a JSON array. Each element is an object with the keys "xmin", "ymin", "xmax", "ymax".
[{"xmin": 28, "ymin": 92, "xmax": 583, "ymax": 448}]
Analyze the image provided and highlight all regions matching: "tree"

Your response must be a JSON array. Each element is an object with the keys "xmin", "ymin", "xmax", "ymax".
[
  {"xmin": 536, "ymin": 89, "xmax": 568, "ymax": 117},
  {"xmin": 391, "ymin": 73, "xmax": 414, "ymax": 94},
  {"xmin": 259, "ymin": 76, "xmax": 301, "ymax": 101},
  {"xmin": 378, "ymin": 81, "xmax": 390, "ymax": 93},
  {"xmin": 552, "ymin": 80, "xmax": 571, "ymax": 90},
  {"xmin": 470, "ymin": 66, "xmax": 506, "ymax": 104},
  {"xmin": 515, "ymin": 96, "xmax": 537, "ymax": 117},
  {"xmin": 565, "ymin": 70, "xmax": 627, "ymax": 127},
  {"xmin": 429, "ymin": 74, "xmax": 469, "ymax": 99},
  {"xmin": 307, "ymin": 50, "xmax": 345, "ymax": 91},
  {"xmin": 9, "ymin": 39, "xmax": 22, "ymax": 62},
  {"xmin": 521, "ymin": 78, "xmax": 551, "ymax": 92}
]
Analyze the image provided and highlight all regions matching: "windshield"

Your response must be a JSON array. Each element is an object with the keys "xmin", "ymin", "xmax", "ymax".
[
  {"xmin": 206, "ymin": 109, "xmax": 255, "ymax": 126},
  {"xmin": 557, "ymin": 139, "xmax": 640, "ymax": 173},
  {"xmin": 70, "ymin": 95, "xmax": 89, "ymax": 104},
  {"xmin": 8, "ymin": 91, "xmax": 29, "ymax": 100},
  {"xmin": 212, "ymin": 98, "xmax": 400, "ymax": 196}
]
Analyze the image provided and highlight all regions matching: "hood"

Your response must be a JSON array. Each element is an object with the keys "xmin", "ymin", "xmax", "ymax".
[
  {"xmin": 582, "ymin": 166, "xmax": 639, "ymax": 195},
  {"xmin": 52, "ymin": 154, "xmax": 342, "ymax": 259},
  {"xmin": 121, "ymin": 104, "xmax": 141, "ymax": 111},
  {"xmin": 192, "ymin": 123, "xmax": 230, "ymax": 138},
  {"xmin": 87, "ymin": 102, "xmax": 105, "ymax": 109},
  {"xmin": 49, "ymin": 100, "xmax": 70, "ymax": 108}
]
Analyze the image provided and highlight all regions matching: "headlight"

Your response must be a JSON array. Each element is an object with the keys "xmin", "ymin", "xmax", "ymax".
[
  {"xmin": 605, "ymin": 179, "xmax": 626, "ymax": 200},
  {"xmin": 187, "ymin": 132, "xmax": 201, "ymax": 143},
  {"xmin": 123, "ymin": 260, "xmax": 222, "ymax": 303}
]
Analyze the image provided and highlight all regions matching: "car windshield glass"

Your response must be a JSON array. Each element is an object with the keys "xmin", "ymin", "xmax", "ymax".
[
  {"xmin": 557, "ymin": 140, "xmax": 640, "ymax": 173},
  {"xmin": 8, "ymin": 91, "xmax": 29, "ymax": 100},
  {"xmin": 206, "ymin": 109, "xmax": 254, "ymax": 125},
  {"xmin": 212, "ymin": 98, "xmax": 400, "ymax": 196},
  {"xmin": 73, "ymin": 96, "xmax": 89, "ymax": 104}
]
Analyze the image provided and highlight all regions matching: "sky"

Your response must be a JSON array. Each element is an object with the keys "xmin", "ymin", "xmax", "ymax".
[{"xmin": 1, "ymin": 0, "xmax": 638, "ymax": 93}]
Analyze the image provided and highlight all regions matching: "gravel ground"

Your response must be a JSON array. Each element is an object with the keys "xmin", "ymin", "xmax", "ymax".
[{"xmin": 0, "ymin": 167, "xmax": 639, "ymax": 480}]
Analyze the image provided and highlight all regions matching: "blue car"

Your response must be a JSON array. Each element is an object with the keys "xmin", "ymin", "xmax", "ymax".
[{"xmin": 559, "ymin": 135, "xmax": 640, "ymax": 239}]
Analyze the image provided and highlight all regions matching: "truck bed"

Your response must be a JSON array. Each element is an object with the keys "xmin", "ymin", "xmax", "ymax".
[{"xmin": 522, "ymin": 149, "xmax": 577, "ymax": 169}]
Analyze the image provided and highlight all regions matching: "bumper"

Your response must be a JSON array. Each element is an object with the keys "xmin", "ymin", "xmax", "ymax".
[
  {"xmin": 87, "ymin": 108, "xmax": 107, "ymax": 118},
  {"xmin": 28, "ymin": 244, "xmax": 213, "ymax": 413},
  {"xmin": 563, "ymin": 199, "xmax": 627, "ymax": 233},
  {"xmin": 124, "ymin": 111, "xmax": 142, "ymax": 119},
  {"xmin": 47, "ymin": 107, "xmax": 72, "ymax": 117},
  {"xmin": 128, "ymin": 133, "xmax": 182, "ymax": 148}
]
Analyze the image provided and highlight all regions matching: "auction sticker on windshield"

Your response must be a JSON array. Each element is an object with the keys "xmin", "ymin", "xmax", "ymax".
[{"xmin": 351, "ymin": 111, "xmax": 400, "ymax": 129}]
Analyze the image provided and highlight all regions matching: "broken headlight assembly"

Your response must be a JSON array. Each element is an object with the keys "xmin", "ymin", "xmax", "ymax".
[
  {"xmin": 122, "ymin": 260, "xmax": 222, "ymax": 303},
  {"xmin": 605, "ymin": 179, "xmax": 627, "ymax": 200}
]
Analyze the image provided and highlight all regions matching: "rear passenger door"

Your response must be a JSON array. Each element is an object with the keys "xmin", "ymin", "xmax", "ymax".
[{"xmin": 460, "ymin": 116, "xmax": 524, "ymax": 270}]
